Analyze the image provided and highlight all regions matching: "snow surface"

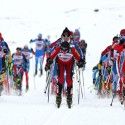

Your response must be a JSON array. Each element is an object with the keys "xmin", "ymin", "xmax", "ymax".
[{"xmin": 0, "ymin": 0, "xmax": 125, "ymax": 125}]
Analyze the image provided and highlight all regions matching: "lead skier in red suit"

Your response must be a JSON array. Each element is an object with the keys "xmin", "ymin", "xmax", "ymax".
[{"xmin": 45, "ymin": 40, "xmax": 83, "ymax": 108}]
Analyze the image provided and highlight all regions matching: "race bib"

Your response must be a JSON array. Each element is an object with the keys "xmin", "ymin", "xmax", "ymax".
[
  {"xmin": 36, "ymin": 40, "xmax": 44, "ymax": 50},
  {"xmin": 13, "ymin": 55, "xmax": 23, "ymax": 65},
  {"xmin": 58, "ymin": 52, "xmax": 73, "ymax": 62},
  {"xmin": 22, "ymin": 51, "xmax": 30, "ymax": 60}
]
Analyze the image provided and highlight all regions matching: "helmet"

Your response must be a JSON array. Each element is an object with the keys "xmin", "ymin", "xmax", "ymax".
[
  {"xmin": 73, "ymin": 29, "xmax": 80, "ymax": 40},
  {"xmin": 62, "ymin": 27, "xmax": 71, "ymax": 37},
  {"xmin": 24, "ymin": 44, "xmax": 28, "ymax": 49},
  {"xmin": 60, "ymin": 41, "xmax": 70, "ymax": 51},
  {"xmin": 37, "ymin": 33, "xmax": 42, "ymax": 39},
  {"xmin": 112, "ymin": 36, "xmax": 119, "ymax": 44},
  {"xmin": 120, "ymin": 29, "xmax": 125, "ymax": 36},
  {"xmin": 16, "ymin": 47, "xmax": 22, "ymax": 51}
]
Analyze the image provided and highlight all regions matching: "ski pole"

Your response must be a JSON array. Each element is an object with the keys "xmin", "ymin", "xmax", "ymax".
[
  {"xmin": 44, "ymin": 70, "xmax": 51, "ymax": 93},
  {"xmin": 79, "ymin": 69, "xmax": 84, "ymax": 98},
  {"xmin": 45, "ymin": 69, "xmax": 52, "ymax": 103},
  {"xmin": 110, "ymin": 93, "xmax": 115, "ymax": 106},
  {"xmin": 5, "ymin": 55, "xmax": 10, "ymax": 95},
  {"xmin": 81, "ymin": 68, "xmax": 85, "ymax": 98},
  {"xmin": 47, "ymin": 75, "xmax": 51, "ymax": 103},
  {"xmin": 33, "ymin": 74, "xmax": 36, "ymax": 89},
  {"xmin": 78, "ymin": 78, "xmax": 80, "ymax": 104},
  {"xmin": 77, "ymin": 68, "xmax": 84, "ymax": 104}
]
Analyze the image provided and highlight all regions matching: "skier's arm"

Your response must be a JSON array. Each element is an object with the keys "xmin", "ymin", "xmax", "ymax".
[
  {"xmin": 30, "ymin": 48, "xmax": 35, "ymax": 55},
  {"xmin": 74, "ymin": 43, "xmax": 84, "ymax": 59},
  {"xmin": 45, "ymin": 47, "xmax": 60, "ymax": 71},
  {"xmin": 49, "ymin": 38, "xmax": 61, "ymax": 49},
  {"xmin": 71, "ymin": 47, "xmax": 80, "ymax": 61},
  {"xmin": 29, "ymin": 39, "xmax": 37, "ymax": 43},
  {"xmin": 49, "ymin": 47, "xmax": 60, "ymax": 60}
]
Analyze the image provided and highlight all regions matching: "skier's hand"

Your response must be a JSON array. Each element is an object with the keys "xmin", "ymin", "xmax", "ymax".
[
  {"xmin": 30, "ymin": 39, "xmax": 33, "ymax": 43},
  {"xmin": 47, "ymin": 58, "xmax": 53, "ymax": 65},
  {"xmin": 3, "ymin": 48, "xmax": 8, "ymax": 54},
  {"xmin": 77, "ymin": 59, "xmax": 85, "ymax": 68},
  {"xmin": 45, "ymin": 64, "xmax": 50, "ymax": 71},
  {"xmin": 31, "ymin": 48, "xmax": 35, "ymax": 55},
  {"xmin": 31, "ymin": 48, "xmax": 33, "ymax": 52}
]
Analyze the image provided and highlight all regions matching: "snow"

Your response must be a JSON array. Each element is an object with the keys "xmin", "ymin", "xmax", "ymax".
[{"xmin": 0, "ymin": 0, "xmax": 125, "ymax": 125}]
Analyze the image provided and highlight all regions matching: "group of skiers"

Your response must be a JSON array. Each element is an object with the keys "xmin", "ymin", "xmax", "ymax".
[
  {"xmin": 0, "ymin": 28, "xmax": 87, "ymax": 108},
  {"xmin": 92, "ymin": 29, "xmax": 125, "ymax": 106},
  {"xmin": 2, "ymin": 27, "xmax": 125, "ymax": 108},
  {"xmin": 0, "ymin": 32, "xmax": 50, "ymax": 96}
]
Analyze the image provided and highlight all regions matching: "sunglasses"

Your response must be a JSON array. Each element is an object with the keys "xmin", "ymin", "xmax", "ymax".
[
  {"xmin": 16, "ymin": 48, "xmax": 22, "ymax": 51},
  {"xmin": 63, "ymin": 34, "xmax": 70, "ymax": 38}
]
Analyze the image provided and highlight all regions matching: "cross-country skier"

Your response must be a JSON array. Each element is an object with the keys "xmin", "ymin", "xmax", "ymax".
[
  {"xmin": 45, "ymin": 40, "xmax": 84, "ymax": 108},
  {"xmin": 22, "ymin": 45, "xmax": 34, "ymax": 91},
  {"xmin": 73, "ymin": 29, "xmax": 81, "ymax": 42},
  {"xmin": 30, "ymin": 33, "xmax": 47, "ymax": 76},
  {"xmin": 12, "ymin": 47, "xmax": 27, "ymax": 95},
  {"xmin": 0, "ymin": 32, "xmax": 11, "ymax": 95},
  {"xmin": 48, "ymin": 28, "xmax": 84, "ymax": 94},
  {"xmin": 78, "ymin": 39, "xmax": 87, "ymax": 69},
  {"xmin": 44, "ymin": 35, "xmax": 51, "ymax": 58}
]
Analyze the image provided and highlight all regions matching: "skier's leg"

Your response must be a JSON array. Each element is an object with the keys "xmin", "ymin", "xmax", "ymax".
[
  {"xmin": 0, "ymin": 83, "xmax": 3, "ymax": 96},
  {"xmin": 25, "ymin": 62, "xmax": 29, "ymax": 91},
  {"xmin": 35, "ymin": 57, "xmax": 38, "ymax": 76},
  {"xmin": 65, "ymin": 63, "xmax": 73, "ymax": 108},
  {"xmin": 56, "ymin": 83, "xmax": 63, "ymax": 108},
  {"xmin": 39, "ymin": 55, "xmax": 44, "ymax": 76},
  {"xmin": 56, "ymin": 63, "xmax": 64, "ymax": 108},
  {"xmin": 25, "ymin": 71, "xmax": 29, "ymax": 91},
  {"xmin": 0, "ymin": 73, "xmax": 4, "ymax": 96}
]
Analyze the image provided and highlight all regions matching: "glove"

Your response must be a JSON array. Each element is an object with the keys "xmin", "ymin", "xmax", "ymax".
[
  {"xmin": 92, "ymin": 66, "xmax": 98, "ymax": 71},
  {"xmin": 45, "ymin": 64, "xmax": 51, "ymax": 71},
  {"xmin": 77, "ymin": 59, "xmax": 84, "ymax": 68},
  {"xmin": 3, "ymin": 49, "xmax": 8, "ymax": 54},
  {"xmin": 45, "ymin": 58, "xmax": 53, "ymax": 71},
  {"xmin": 30, "ymin": 39, "xmax": 33, "ymax": 43},
  {"xmin": 47, "ymin": 58, "xmax": 53, "ymax": 65},
  {"xmin": 31, "ymin": 48, "xmax": 33, "ymax": 52}
]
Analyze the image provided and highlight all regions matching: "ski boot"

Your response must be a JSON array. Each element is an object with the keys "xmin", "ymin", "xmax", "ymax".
[
  {"xmin": 26, "ymin": 84, "xmax": 29, "ymax": 92},
  {"xmin": 66, "ymin": 87, "xmax": 72, "ymax": 108},
  {"xmin": 121, "ymin": 90, "xmax": 125, "ymax": 105},
  {"xmin": 39, "ymin": 69, "xmax": 43, "ymax": 77},
  {"xmin": 0, "ymin": 83, "xmax": 3, "ymax": 96},
  {"xmin": 56, "ymin": 93, "xmax": 62, "ymax": 108},
  {"xmin": 56, "ymin": 83, "xmax": 63, "ymax": 108},
  {"xmin": 34, "ymin": 69, "xmax": 37, "ymax": 76},
  {"xmin": 14, "ymin": 76, "xmax": 22, "ymax": 96},
  {"xmin": 67, "ymin": 94, "xmax": 72, "ymax": 108}
]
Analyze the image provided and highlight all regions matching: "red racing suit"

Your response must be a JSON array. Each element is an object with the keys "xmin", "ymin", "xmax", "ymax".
[{"xmin": 49, "ymin": 46, "xmax": 80, "ymax": 88}]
